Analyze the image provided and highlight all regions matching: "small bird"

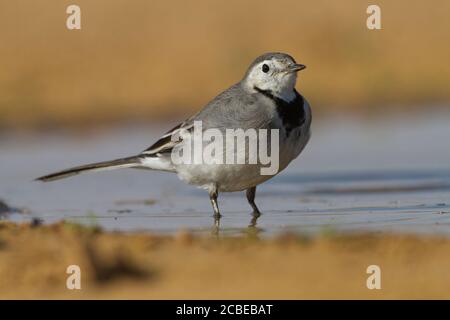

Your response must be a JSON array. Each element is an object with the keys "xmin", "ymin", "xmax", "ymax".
[{"xmin": 37, "ymin": 52, "xmax": 312, "ymax": 226}]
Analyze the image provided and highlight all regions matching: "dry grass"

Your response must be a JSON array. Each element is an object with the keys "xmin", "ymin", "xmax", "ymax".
[
  {"xmin": 0, "ymin": 0, "xmax": 449, "ymax": 129},
  {"xmin": 1, "ymin": 221, "xmax": 450, "ymax": 299}
]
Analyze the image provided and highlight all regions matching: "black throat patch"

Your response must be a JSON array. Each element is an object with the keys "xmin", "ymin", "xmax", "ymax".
[{"xmin": 254, "ymin": 86, "xmax": 305, "ymax": 137}]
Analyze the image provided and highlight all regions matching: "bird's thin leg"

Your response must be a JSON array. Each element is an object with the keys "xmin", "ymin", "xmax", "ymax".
[
  {"xmin": 209, "ymin": 188, "xmax": 221, "ymax": 228},
  {"xmin": 246, "ymin": 186, "xmax": 261, "ymax": 226}
]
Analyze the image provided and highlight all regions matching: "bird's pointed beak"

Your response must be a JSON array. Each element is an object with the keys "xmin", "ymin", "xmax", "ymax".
[{"xmin": 287, "ymin": 63, "xmax": 306, "ymax": 73}]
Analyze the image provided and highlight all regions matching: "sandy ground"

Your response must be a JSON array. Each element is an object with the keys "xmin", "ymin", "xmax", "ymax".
[{"xmin": 1, "ymin": 221, "xmax": 450, "ymax": 299}]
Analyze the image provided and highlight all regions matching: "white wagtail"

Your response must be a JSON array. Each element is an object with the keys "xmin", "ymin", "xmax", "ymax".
[{"xmin": 37, "ymin": 52, "xmax": 311, "ymax": 225}]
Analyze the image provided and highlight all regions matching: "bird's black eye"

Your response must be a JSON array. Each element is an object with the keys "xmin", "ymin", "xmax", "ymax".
[{"xmin": 262, "ymin": 64, "xmax": 270, "ymax": 73}]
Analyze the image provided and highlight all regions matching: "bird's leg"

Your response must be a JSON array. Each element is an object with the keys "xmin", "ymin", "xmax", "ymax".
[
  {"xmin": 246, "ymin": 186, "xmax": 261, "ymax": 226},
  {"xmin": 246, "ymin": 186, "xmax": 261, "ymax": 215},
  {"xmin": 209, "ymin": 188, "xmax": 221, "ymax": 228}
]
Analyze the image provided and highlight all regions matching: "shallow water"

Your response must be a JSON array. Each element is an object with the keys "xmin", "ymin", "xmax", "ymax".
[{"xmin": 1, "ymin": 111, "xmax": 450, "ymax": 236}]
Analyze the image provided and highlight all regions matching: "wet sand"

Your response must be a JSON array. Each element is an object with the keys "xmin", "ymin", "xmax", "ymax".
[{"xmin": 1, "ymin": 221, "xmax": 450, "ymax": 299}]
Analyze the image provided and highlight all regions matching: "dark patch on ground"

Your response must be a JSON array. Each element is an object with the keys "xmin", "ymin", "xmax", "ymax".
[
  {"xmin": 0, "ymin": 199, "xmax": 31, "ymax": 219},
  {"xmin": 84, "ymin": 241, "xmax": 154, "ymax": 284},
  {"xmin": 0, "ymin": 199, "xmax": 11, "ymax": 214},
  {"xmin": 114, "ymin": 199, "xmax": 157, "ymax": 206}
]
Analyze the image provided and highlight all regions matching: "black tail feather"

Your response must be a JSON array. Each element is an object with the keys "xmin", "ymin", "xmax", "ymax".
[{"xmin": 36, "ymin": 155, "xmax": 142, "ymax": 182}]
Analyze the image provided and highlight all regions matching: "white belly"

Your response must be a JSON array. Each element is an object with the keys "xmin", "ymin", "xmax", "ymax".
[{"xmin": 174, "ymin": 126, "xmax": 311, "ymax": 192}]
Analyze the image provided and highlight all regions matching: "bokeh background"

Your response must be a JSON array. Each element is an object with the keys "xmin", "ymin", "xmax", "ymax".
[
  {"xmin": 1, "ymin": 0, "xmax": 449, "ymax": 130},
  {"xmin": 2, "ymin": 0, "xmax": 450, "ymax": 299}
]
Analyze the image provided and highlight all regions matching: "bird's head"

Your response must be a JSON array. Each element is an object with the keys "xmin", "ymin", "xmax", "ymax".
[{"xmin": 243, "ymin": 52, "xmax": 306, "ymax": 102}]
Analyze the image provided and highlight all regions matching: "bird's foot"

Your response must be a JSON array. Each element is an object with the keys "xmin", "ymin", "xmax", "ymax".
[
  {"xmin": 212, "ymin": 214, "xmax": 221, "ymax": 236},
  {"xmin": 249, "ymin": 210, "xmax": 261, "ymax": 227}
]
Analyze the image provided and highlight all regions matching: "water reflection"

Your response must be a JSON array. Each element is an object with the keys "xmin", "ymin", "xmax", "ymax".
[{"xmin": 211, "ymin": 212, "xmax": 264, "ymax": 238}]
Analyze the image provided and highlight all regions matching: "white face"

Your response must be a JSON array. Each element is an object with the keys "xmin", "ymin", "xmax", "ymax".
[{"xmin": 245, "ymin": 59, "xmax": 299, "ymax": 102}]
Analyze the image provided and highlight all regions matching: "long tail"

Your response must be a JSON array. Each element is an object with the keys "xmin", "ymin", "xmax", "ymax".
[{"xmin": 35, "ymin": 155, "xmax": 143, "ymax": 182}]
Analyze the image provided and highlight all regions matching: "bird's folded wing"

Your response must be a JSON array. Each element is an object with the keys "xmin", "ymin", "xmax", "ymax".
[{"xmin": 141, "ymin": 121, "xmax": 193, "ymax": 156}]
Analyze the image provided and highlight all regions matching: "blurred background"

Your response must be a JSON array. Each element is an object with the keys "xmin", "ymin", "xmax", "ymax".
[
  {"xmin": 2, "ymin": 1, "xmax": 450, "ymax": 298},
  {"xmin": 0, "ymin": 0, "xmax": 449, "ymax": 131},
  {"xmin": 1, "ymin": 0, "xmax": 450, "ymax": 236}
]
